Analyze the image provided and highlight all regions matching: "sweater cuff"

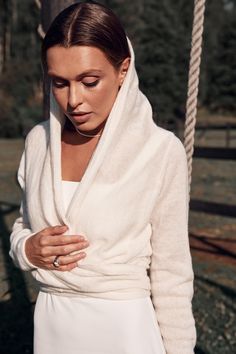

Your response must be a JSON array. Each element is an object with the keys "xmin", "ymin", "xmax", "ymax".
[
  {"xmin": 21, "ymin": 233, "xmax": 38, "ymax": 271},
  {"xmin": 10, "ymin": 232, "xmax": 38, "ymax": 271}
]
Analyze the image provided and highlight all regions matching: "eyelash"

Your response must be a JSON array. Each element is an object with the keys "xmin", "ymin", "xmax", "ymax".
[
  {"xmin": 52, "ymin": 80, "xmax": 99, "ymax": 88},
  {"xmin": 84, "ymin": 80, "xmax": 99, "ymax": 87}
]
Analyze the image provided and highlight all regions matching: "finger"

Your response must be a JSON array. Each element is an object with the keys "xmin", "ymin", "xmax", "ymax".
[
  {"xmin": 50, "ymin": 252, "xmax": 86, "ymax": 266},
  {"xmin": 40, "ymin": 240, "xmax": 89, "ymax": 258},
  {"xmin": 42, "ymin": 225, "xmax": 68, "ymax": 236},
  {"xmin": 44, "ymin": 235, "xmax": 86, "ymax": 247},
  {"xmin": 47, "ymin": 241, "xmax": 89, "ymax": 257},
  {"xmin": 49, "ymin": 261, "xmax": 81, "ymax": 272}
]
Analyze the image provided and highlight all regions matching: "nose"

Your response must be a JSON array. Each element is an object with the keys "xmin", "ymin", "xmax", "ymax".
[{"xmin": 67, "ymin": 83, "xmax": 83, "ymax": 110}]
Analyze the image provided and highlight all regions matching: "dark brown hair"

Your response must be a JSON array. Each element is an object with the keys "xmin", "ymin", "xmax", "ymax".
[{"xmin": 41, "ymin": 1, "xmax": 130, "ymax": 73}]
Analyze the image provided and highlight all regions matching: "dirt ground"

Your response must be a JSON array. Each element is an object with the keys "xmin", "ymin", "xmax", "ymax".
[
  {"xmin": 188, "ymin": 114, "xmax": 236, "ymax": 353},
  {"xmin": 0, "ymin": 114, "xmax": 235, "ymax": 353}
]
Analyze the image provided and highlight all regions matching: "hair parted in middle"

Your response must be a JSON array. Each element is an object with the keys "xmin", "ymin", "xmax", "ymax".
[{"xmin": 41, "ymin": 1, "xmax": 131, "ymax": 73}]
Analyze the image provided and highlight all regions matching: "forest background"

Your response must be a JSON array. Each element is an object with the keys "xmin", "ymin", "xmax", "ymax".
[
  {"xmin": 0, "ymin": 1, "xmax": 236, "ymax": 353},
  {"xmin": 0, "ymin": 0, "xmax": 236, "ymax": 138}
]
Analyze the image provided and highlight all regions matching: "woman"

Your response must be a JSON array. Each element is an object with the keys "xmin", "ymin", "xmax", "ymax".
[{"xmin": 9, "ymin": 1, "xmax": 197, "ymax": 353}]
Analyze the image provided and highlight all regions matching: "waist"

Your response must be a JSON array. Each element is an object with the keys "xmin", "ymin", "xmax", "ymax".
[
  {"xmin": 32, "ymin": 261, "xmax": 151, "ymax": 298},
  {"xmin": 39, "ymin": 286, "xmax": 151, "ymax": 299}
]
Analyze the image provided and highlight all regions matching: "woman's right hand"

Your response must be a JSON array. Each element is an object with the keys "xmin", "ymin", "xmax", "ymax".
[{"xmin": 25, "ymin": 225, "xmax": 89, "ymax": 271}]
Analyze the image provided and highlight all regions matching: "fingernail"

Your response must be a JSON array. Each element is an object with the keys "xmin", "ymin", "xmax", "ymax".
[
  {"xmin": 78, "ymin": 235, "xmax": 88, "ymax": 241},
  {"xmin": 77, "ymin": 254, "xmax": 86, "ymax": 266}
]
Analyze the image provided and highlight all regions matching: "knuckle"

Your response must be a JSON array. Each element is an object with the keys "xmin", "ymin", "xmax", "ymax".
[
  {"xmin": 78, "ymin": 242, "xmax": 88, "ymax": 250},
  {"xmin": 45, "ymin": 257, "xmax": 52, "ymax": 264},
  {"xmin": 61, "ymin": 246, "xmax": 68, "ymax": 254},
  {"xmin": 72, "ymin": 244, "xmax": 81, "ymax": 253},
  {"xmin": 40, "ymin": 248, "xmax": 47, "ymax": 257},
  {"xmin": 77, "ymin": 251, "xmax": 86, "ymax": 258},
  {"xmin": 61, "ymin": 237, "xmax": 69, "ymax": 245},
  {"xmin": 41, "ymin": 227, "xmax": 48, "ymax": 235},
  {"xmin": 58, "ymin": 257, "xmax": 65, "ymax": 265},
  {"xmin": 39, "ymin": 237, "xmax": 47, "ymax": 247},
  {"xmin": 76, "ymin": 243, "xmax": 83, "ymax": 251},
  {"xmin": 63, "ymin": 255, "xmax": 73, "ymax": 265}
]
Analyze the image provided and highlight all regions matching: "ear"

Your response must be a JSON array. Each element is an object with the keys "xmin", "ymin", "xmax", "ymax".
[{"xmin": 119, "ymin": 57, "xmax": 130, "ymax": 87}]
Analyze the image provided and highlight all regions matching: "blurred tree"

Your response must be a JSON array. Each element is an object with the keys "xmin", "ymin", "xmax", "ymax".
[
  {"xmin": 200, "ymin": 0, "xmax": 236, "ymax": 113},
  {"xmin": 0, "ymin": 0, "xmax": 235, "ymax": 138},
  {"xmin": 100, "ymin": 0, "xmax": 193, "ymax": 130},
  {"xmin": 205, "ymin": 7, "xmax": 236, "ymax": 112},
  {"xmin": 0, "ymin": 0, "xmax": 12, "ymax": 73},
  {"xmin": 41, "ymin": 0, "xmax": 78, "ymax": 32},
  {"xmin": 199, "ymin": 0, "xmax": 225, "ymax": 106},
  {"xmin": 136, "ymin": 0, "xmax": 179, "ymax": 126},
  {"xmin": 0, "ymin": 0, "xmax": 42, "ymax": 137},
  {"xmin": 169, "ymin": 0, "xmax": 194, "ymax": 126}
]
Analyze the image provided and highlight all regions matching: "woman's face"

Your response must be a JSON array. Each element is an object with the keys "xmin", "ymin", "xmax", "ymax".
[{"xmin": 46, "ymin": 45, "xmax": 130, "ymax": 134}]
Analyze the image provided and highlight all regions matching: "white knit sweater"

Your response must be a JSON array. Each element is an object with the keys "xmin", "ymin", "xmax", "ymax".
[{"xmin": 9, "ymin": 38, "xmax": 196, "ymax": 353}]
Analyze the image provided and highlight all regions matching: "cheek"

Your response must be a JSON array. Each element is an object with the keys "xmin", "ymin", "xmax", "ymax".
[
  {"xmin": 89, "ymin": 82, "xmax": 119, "ymax": 114},
  {"xmin": 53, "ymin": 90, "xmax": 67, "ymax": 109}
]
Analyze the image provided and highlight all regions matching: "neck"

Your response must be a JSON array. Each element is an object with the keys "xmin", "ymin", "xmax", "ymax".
[{"xmin": 63, "ymin": 117, "xmax": 104, "ymax": 140}]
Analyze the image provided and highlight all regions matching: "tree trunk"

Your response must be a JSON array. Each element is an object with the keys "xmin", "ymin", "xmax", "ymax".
[
  {"xmin": 1, "ymin": 0, "xmax": 12, "ymax": 73},
  {"xmin": 41, "ymin": 0, "xmax": 77, "ymax": 119},
  {"xmin": 41, "ymin": 0, "xmax": 76, "ymax": 32}
]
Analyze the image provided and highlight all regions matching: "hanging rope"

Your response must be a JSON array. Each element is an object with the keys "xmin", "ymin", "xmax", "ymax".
[{"xmin": 184, "ymin": 0, "xmax": 206, "ymax": 196}]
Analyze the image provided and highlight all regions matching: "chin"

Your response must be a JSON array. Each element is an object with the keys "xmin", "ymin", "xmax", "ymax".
[{"xmin": 78, "ymin": 119, "xmax": 107, "ymax": 133}]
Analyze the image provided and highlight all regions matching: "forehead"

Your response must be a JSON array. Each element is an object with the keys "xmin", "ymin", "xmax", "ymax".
[{"xmin": 46, "ymin": 45, "xmax": 113, "ymax": 76}]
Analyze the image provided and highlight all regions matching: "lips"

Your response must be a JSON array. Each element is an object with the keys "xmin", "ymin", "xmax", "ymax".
[
  {"xmin": 70, "ymin": 111, "xmax": 91, "ymax": 116},
  {"xmin": 68, "ymin": 112, "xmax": 92, "ymax": 123}
]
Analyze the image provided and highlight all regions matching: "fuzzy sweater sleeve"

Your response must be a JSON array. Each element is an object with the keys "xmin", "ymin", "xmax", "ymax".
[
  {"xmin": 150, "ymin": 135, "xmax": 197, "ymax": 354},
  {"xmin": 9, "ymin": 147, "xmax": 37, "ymax": 271}
]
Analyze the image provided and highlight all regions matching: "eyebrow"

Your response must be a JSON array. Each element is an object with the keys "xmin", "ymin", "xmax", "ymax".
[{"xmin": 47, "ymin": 69, "xmax": 103, "ymax": 80}]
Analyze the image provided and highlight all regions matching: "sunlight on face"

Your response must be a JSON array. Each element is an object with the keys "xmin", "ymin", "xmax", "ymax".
[{"xmin": 47, "ymin": 46, "xmax": 128, "ymax": 134}]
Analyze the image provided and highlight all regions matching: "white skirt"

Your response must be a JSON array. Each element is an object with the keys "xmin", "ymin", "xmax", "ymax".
[{"xmin": 34, "ymin": 292, "xmax": 166, "ymax": 354}]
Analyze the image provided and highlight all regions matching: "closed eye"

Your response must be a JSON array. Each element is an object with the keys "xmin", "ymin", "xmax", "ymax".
[
  {"xmin": 82, "ymin": 80, "xmax": 99, "ymax": 87},
  {"xmin": 51, "ymin": 79, "xmax": 67, "ymax": 88},
  {"xmin": 51, "ymin": 79, "xmax": 99, "ymax": 88}
]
